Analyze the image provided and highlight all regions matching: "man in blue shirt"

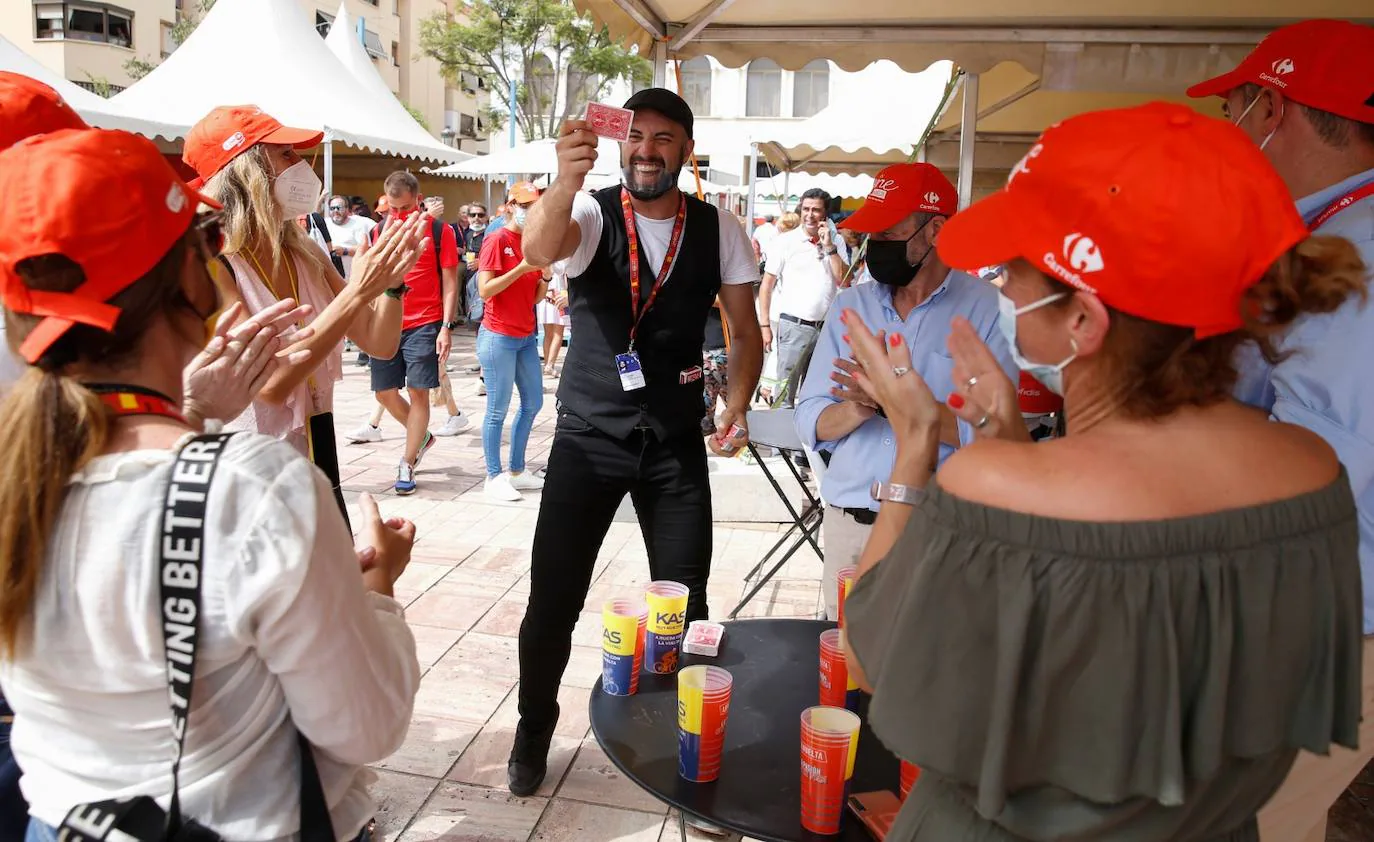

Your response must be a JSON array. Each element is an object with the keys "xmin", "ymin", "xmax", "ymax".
[
  {"xmin": 1188, "ymin": 19, "xmax": 1374, "ymax": 842},
  {"xmin": 794, "ymin": 163, "xmax": 1015, "ymax": 619}
]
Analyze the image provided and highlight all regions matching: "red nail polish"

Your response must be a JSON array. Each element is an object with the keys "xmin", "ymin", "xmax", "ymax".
[
  {"xmin": 948, "ymin": 394, "xmax": 965, "ymax": 409},
  {"xmin": 889, "ymin": 334, "xmax": 902, "ymax": 347},
  {"xmin": 842, "ymin": 334, "xmax": 849, "ymax": 343},
  {"xmin": 839, "ymin": 311, "xmax": 848, "ymax": 324}
]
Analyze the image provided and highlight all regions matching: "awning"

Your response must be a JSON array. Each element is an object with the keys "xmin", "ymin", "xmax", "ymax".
[{"xmin": 109, "ymin": 0, "xmax": 464, "ymax": 163}]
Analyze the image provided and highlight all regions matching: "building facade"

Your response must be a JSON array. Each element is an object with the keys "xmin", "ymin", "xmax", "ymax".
[{"xmin": 2, "ymin": 0, "xmax": 486, "ymax": 152}]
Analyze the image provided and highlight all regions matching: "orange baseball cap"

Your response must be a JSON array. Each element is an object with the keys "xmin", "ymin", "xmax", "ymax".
[
  {"xmin": 376, "ymin": 195, "xmax": 390, "ymax": 213},
  {"xmin": 1187, "ymin": 20, "xmax": 1374, "ymax": 124},
  {"xmin": 0, "ymin": 129, "xmax": 220, "ymax": 363},
  {"xmin": 508, "ymin": 181, "xmax": 540, "ymax": 203},
  {"xmin": 0, "ymin": 72, "xmax": 88, "ymax": 152},
  {"xmin": 840, "ymin": 163, "xmax": 957, "ymax": 234},
  {"xmin": 182, "ymin": 104, "xmax": 323, "ymax": 188},
  {"xmin": 938, "ymin": 102, "xmax": 1308, "ymax": 339}
]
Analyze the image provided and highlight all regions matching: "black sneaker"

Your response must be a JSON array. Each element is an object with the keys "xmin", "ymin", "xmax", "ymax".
[{"xmin": 507, "ymin": 719, "xmax": 556, "ymax": 797}]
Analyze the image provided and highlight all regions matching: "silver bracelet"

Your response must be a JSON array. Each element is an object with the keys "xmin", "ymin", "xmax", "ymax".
[{"xmin": 869, "ymin": 481, "xmax": 925, "ymax": 506}]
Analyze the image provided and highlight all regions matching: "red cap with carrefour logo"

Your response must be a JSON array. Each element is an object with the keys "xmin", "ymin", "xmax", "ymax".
[
  {"xmin": 1187, "ymin": 20, "xmax": 1374, "ymax": 124},
  {"xmin": 182, "ymin": 104, "xmax": 323, "ymax": 188},
  {"xmin": 0, "ymin": 72, "xmax": 88, "ymax": 152},
  {"xmin": 840, "ymin": 163, "xmax": 957, "ymax": 234},
  {"xmin": 938, "ymin": 102, "xmax": 1308, "ymax": 339},
  {"xmin": 0, "ymin": 129, "xmax": 220, "ymax": 363}
]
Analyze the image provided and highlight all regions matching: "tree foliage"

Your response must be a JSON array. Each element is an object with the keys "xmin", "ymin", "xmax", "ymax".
[
  {"xmin": 121, "ymin": 0, "xmax": 215, "ymax": 82},
  {"xmin": 420, "ymin": 0, "xmax": 650, "ymax": 141}
]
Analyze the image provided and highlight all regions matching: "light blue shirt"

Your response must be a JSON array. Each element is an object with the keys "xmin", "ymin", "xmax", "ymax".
[
  {"xmin": 1234, "ymin": 167, "xmax": 1374, "ymax": 632},
  {"xmin": 794, "ymin": 271, "xmax": 1016, "ymax": 511}
]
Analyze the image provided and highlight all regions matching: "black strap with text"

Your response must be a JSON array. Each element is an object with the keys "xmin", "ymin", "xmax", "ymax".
[{"xmin": 56, "ymin": 434, "xmax": 337, "ymax": 842}]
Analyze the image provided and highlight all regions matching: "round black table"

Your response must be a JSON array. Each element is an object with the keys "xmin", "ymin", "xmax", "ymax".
[{"xmin": 588, "ymin": 618, "xmax": 900, "ymax": 841}]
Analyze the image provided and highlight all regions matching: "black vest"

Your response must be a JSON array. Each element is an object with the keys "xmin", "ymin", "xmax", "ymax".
[{"xmin": 558, "ymin": 187, "xmax": 722, "ymax": 440}]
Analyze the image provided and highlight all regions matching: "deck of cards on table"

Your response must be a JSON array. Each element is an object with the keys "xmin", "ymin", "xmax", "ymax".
[{"xmin": 586, "ymin": 103, "xmax": 634, "ymax": 141}]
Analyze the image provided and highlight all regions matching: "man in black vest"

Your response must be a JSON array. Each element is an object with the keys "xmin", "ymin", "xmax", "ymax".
[{"xmin": 507, "ymin": 88, "xmax": 763, "ymax": 795}]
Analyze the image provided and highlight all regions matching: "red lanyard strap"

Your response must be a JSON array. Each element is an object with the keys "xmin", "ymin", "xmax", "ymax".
[
  {"xmin": 621, "ymin": 188, "xmax": 687, "ymax": 348},
  {"xmin": 1309, "ymin": 181, "xmax": 1374, "ymax": 231}
]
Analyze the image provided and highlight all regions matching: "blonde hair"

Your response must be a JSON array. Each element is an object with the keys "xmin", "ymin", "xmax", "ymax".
[
  {"xmin": 778, "ymin": 212, "xmax": 801, "ymax": 233},
  {"xmin": 0, "ymin": 236, "xmax": 193, "ymax": 656},
  {"xmin": 203, "ymin": 145, "xmax": 331, "ymax": 285}
]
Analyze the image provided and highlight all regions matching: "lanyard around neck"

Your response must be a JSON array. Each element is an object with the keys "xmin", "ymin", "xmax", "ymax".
[
  {"xmin": 620, "ymin": 188, "xmax": 687, "ymax": 349},
  {"xmin": 1309, "ymin": 181, "xmax": 1374, "ymax": 231},
  {"xmin": 86, "ymin": 383, "xmax": 186, "ymax": 424}
]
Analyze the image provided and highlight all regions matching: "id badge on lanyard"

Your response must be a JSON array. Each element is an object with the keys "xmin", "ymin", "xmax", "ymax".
[{"xmin": 619, "ymin": 188, "xmax": 687, "ymax": 392}]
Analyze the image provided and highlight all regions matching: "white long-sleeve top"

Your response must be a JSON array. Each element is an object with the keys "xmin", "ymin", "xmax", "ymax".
[{"xmin": 0, "ymin": 433, "xmax": 419, "ymax": 842}]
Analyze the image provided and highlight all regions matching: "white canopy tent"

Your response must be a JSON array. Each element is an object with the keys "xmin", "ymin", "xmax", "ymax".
[
  {"xmin": 0, "ymin": 34, "xmax": 183, "ymax": 139},
  {"xmin": 757, "ymin": 61, "xmax": 952, "ymax": 177},
  {"xmin": 321, "ymin": 1, "xmax": 471, "ymax": 193},
  {"xmin": 110, "ymin": 0, "xmax": 464, "ymax": 172},
  {"xmin": 428, "ymin": 136, "xmax": 624, "ymax": 179},
  {"xmin": 569, "ymin": 0, "xmax": 1373, "ymax": 210}
]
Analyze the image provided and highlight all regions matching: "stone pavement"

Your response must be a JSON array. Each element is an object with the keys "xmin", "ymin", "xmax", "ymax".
[{"xmin": 332, "ymin": 330, "xmax": 821, "ymax": 842}]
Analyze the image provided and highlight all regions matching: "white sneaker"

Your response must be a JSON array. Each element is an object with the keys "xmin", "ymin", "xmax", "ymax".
[
  {"xmin": 509, "ymin": 471, "xmax": 545, "ymax": 491},
  {"xmin": 433, "ymin": 413, "xmax": 472, "ymax": 436},
  {"xmin": 346, "ymin": 423, "xmax": 381, "ymax": 443},
  {"xmin": 484, "ymin": 473, "xmax": 522, "ymax": 502},
  {"xmin": 476, "ymin": 382, "xmax": 487, "ymax": 396}
]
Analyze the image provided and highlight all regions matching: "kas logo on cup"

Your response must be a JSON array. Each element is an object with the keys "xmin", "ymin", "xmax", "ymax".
[
  {"xmin": 601, "ymin": 604, "xmax": 641, "ymax": 696},
  {"xmin": 645, "ymin": 582, "xmax": 689, "ymax": 674}
]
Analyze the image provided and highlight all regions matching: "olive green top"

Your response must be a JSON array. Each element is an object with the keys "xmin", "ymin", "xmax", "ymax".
[{"xmin": 846, "ymin": 472, "xmax": 1362, "ymax": 842}]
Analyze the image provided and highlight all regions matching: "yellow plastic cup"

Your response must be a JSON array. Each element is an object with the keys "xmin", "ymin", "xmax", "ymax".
[{"xmin": 644, "ymin": 581, "xmax": 690, "ymax": 674}]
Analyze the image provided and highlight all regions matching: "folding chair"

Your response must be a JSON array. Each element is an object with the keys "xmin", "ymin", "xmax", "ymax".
[{"xmin": 728, "ymin": 408, "xmax": 824, "ymax": 619}]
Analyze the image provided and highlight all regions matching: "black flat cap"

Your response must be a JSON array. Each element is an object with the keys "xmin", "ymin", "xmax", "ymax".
[{"xmin": 622, "ymin": 88, "xmax": 694, "ymax": 139}]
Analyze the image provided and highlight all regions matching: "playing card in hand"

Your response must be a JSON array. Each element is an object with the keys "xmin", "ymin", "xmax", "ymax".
[{"xmin": 586, "ymin": 103, "xmax": 633, "ymax": 142}]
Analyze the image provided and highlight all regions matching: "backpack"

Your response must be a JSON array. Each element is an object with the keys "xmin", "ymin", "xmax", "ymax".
[{"xmin": 306, "ymin": 213, "xmax": 345, "ymax": 277}]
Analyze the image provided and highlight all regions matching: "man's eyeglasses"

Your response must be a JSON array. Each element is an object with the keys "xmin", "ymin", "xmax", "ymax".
[
  {"xmin": 328, "ymin": 205, "xmax": 347, "ymax": 212},
  {"xmin": 468, "ymin": 211, "xmax": 487, "ymax": 218}
]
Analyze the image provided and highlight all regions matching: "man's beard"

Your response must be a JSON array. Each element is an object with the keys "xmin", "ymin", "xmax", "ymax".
[{"xmin": 622, "ymin": 157, "xmax": 680, "ymax": 201}]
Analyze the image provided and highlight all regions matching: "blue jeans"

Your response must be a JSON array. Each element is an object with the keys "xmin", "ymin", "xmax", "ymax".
[
  {"xmin": 475, "ymin": 327, "xmax": 543, "ymax": 477},
  {"xmin": 1, "ymin": 697, "xmax": 26, "ymax": 842}
]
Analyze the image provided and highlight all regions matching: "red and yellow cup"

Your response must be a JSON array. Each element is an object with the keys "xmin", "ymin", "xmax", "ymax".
[
  {"xmin": 602, "ymin": 599, "xmax": 647, "ymax": 696},
  {"xmin": 677, "ymin": 665, "xmax": 733, "ymax": 782},
  {"xmin": 818, "ymin": 629, "xmax": 860, "ymax": 712},
  {"xmin": 645, "ymin": 581, "xmax": 689, "ymax": 674},
  {"xmin": 899, "ymin": 760, "xmax": 921, "ymax": 801},
  {"xmin": 836, "ymin": 566, "xmax": 857, "ymax": 627},
  {"xmin": 800, "ymin": 706, "xmax": 861, "ymax": 835}
]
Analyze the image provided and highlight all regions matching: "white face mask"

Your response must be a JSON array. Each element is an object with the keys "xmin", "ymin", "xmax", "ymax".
[
  {"xmin": 273, "ymin": 159, "xmax": 322, "ymax": 219},
  {"xmin": 1232, "ymin": 93, "xmax": 1282, "ymax": 152},
  {"xmin": 996, "ymin": 291, "xmax": 1078, "ymax": 395},
  {"xmin": 512, "ymin": 208, "xmax": 528, "ymax": 228}
]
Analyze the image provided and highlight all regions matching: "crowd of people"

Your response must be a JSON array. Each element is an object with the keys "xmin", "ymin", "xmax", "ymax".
[{"xmin": 0, "ymin": 15, "xmax": 1369, "ymax": 842}]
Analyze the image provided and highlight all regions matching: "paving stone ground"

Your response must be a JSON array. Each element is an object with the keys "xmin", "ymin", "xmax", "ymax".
[{"xmin": 337, "ymin": 329, "xmax": 815, "ymax": 842}]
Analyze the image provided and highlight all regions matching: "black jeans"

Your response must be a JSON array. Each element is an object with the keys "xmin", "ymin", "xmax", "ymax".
[{"xmin": 517, "ymin": 410, "xmax": 713, "ymax": 732}]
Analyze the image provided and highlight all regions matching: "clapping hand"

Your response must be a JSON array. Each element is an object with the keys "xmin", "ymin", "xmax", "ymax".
[
  {"xmin": 350, "ymin": 210, "xmax": 431, "ymax": 300},
  {"xmin": 828, "ymin": 330, "xmax": 885, "ymax": 410},
  {"xmin": 182, "ymin": 298, "xmax": 316, "ymax": 428},
  {"xmin": 839, "ymin": 309, "xmax": 941, "ymax": 444},
  {"xmin": 946, "ymin": 317, "xmax": 1028, "ymax": 442}
]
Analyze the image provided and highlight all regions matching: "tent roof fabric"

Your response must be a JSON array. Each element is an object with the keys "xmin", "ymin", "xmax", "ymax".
[
  {"xmin": 0, "ymin": 34, "xmax": 184, "ymax": 139},
  {"xmin": 429, "ymin": 136, "xmax": 623, "ymax": 178},
  {"xmin": 110, "ymin": 0, "xmax": 464, "ymax": 163}
]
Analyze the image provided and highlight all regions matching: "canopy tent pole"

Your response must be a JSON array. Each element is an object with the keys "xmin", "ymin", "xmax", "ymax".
[
  {"xmin": 916, "ymin": 145, "xmax": 927, "ymax": 164},
  {"xmin": 956, "ymin": 73, "xmax": 979, "ymax": 210},
  {"xmin": 783, "ymin": 170, "xmax": 790, "ymax": 205},
  {"xmin": 323, "ymin": 138, "xmax": 334, "ymax": 205},
  {"xmin": 745, "ymin": 143, "xmax": 758, "ymax": 236},
  {"xmin": 653, "ymin": 41, "xmax": 668, "ymax": 88}
]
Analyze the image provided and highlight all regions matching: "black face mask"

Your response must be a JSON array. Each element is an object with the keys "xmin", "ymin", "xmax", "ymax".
[{"xmin": 865, "ymin": 219, "xmax": 932, "ymax": 288}]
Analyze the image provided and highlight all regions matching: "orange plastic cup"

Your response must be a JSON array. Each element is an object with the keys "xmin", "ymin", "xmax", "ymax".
[
  {"xmin": 836, "ymin": 566, "xmax": 857, "ymax": 627},
  {"xmin": 800, "ymin": 706, "xmax": 860, "ymax": 835},
  {"xmin": 899, "ymin": 760, "xmax": 921, "ymax": 801}
]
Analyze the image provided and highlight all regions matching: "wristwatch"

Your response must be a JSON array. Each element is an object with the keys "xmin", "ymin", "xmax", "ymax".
[
  {"xmin": 869, "ymin": 481, "xmax": 926, "ymax": 506},
  {"xmin": 825, "ymin": 246, "xmax": 839, "ymax": 256},
  {"xmin": 383, "ymin": 283, "xmax": 410, "ymax": 299},
  {"xmin": 443, "ymin": 320, "xmax": 461, "ymax": 330}
]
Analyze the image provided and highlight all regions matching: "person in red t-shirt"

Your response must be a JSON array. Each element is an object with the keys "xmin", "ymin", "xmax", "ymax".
[
  {"xmin": 364, "ymin": 171, "xmax": 461, "ymax": 496},
  {"xmin": 476, "ymin": 182, "xmax": 551, "ymax": 501}
]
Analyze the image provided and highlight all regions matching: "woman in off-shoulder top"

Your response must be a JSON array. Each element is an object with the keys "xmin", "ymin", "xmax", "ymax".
[{"xmin": 836, "ymin": 103, "xmax": 1368, "ymax": 842}]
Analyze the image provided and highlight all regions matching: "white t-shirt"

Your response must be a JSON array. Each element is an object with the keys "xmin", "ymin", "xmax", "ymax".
[
  {"xmin": 0, "ymin": 433, "xmax": 420, "ymax": 841},
  {"xmin": 561, "ymin": 190, "xmax": 759, "ymax": 287},
  {"xmin": 752, "ymin": 221, "xmax": 779, "ymax": 255},
  {"xmin": 325, "ymin": 214, "xmax": 378, "ymax": 278},
  {"xmin": 765, "ymin": 224, "xmax": 851, "ymax": 323}
]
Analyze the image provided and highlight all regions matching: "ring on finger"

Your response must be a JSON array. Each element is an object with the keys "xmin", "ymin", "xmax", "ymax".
[
  {"xmin": 892, "ymin": 366, "xmax": 910, "ymax": 377},
  {"xmin": 975, "ymin": 413, "xmax": 990, "ymax": 429},
  {"xmin": 965, "ymin": 375, "xmax": 979, "ymax": 390}
]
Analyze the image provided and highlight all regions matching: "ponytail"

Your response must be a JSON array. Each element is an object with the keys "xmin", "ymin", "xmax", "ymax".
[
  {"xmin": 0, "ymin": 368, "xmax": 109, "ymax": 656},
  {"xmin": 1245, "ymin": 235, "xmax": 1369, "ymax": 359}
]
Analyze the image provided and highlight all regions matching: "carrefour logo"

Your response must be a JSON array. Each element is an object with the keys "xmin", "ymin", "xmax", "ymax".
[{"xmin": 1259, "ymin": 57, "xmax": 1294, "ymax": 89}]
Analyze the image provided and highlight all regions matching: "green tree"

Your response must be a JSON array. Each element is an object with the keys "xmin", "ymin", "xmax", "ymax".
[
  {"xmin": 123, "ymin": 56, "xmax": 157, "ymax": 81},
  {"xmin": 123, "ymin": 0, "xmax": 215, "ymax": 80},
  {"xmin": 402, "ymin": 100, "xmax": 430, "ymax": 130},
  {"xmin": 420, "ymin": 0, "xmax": 650, "ymax": 141}
]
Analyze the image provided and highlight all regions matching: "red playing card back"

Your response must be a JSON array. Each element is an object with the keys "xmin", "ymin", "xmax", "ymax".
[{"xmin": 586, "ymin": 103, "xmax": 633, "ymax": 142}]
